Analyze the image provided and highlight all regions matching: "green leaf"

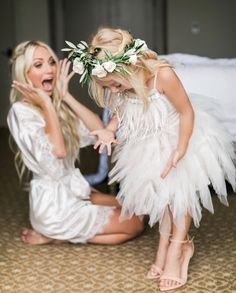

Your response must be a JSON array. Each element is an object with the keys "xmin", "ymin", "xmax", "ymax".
[
  {"xmin": 68, "ymin": 51, "xmax": 74, "ymax": 59},
  {"xmin": 80, "ymin": 41, "xmax": 88, "ymax": 48},
  {"xmin": 61, "ymin": 48, "xmax": 73, "ymax": 52},
  {"xmin": 65, "ymin": 40, "xmax": 77, "ymax": 49}
]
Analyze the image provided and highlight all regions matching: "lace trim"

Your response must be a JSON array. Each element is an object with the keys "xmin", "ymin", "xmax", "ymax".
[{"xmin": 70, "ymin": 206, "xmax": 115, "ymax": 243}]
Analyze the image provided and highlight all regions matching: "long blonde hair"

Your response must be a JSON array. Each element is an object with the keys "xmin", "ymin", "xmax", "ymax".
[
  {"xmin": 9, "ymin": 40, "xmax": 80, "ymax": 181},
  {"xmin": 88, "ymin": 27, "xmax": 171, "ymax": 109}
]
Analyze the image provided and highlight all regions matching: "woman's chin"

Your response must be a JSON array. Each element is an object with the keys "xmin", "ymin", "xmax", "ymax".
[{"xmin": 43, "ymin": 88, "xmax": 53, "ymax": 96}]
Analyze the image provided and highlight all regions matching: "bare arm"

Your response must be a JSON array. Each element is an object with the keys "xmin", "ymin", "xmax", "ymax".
[
  {"xmin": 64, "ymin": 93, "xmax": 104, "ymax": 131},
  {"xmin": 157, "ymin": 67, "xmax": 194, "ymax": 177},
  {"xmin": 57, "ymin": 59, "xmax": 104, "ymax": 131},
  {"xmin": 106, "ymin": 114, "xmax": 119, "ymax": 133},
  {"xmin": 12, "ymin": 81, "xmax": 66, "ymax": 159}
]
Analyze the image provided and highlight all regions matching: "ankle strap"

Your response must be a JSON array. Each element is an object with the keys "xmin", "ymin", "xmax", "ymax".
[
  {"xmin": 170, "ymin": 238, "xmax": 188, "ymax": 244},
  {"xmin": 170, "ymin": 234, "xmax": 194, "ymax": 244}
]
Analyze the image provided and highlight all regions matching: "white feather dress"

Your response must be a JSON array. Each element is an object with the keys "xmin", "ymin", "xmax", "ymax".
[{"xmin": 108, "ymin": 88, "xmax": 236, "ymax": 229}]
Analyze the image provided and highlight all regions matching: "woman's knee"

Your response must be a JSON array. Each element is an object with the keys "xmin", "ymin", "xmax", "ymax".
[{"xmin": 127, "ymin": 216, "xmax": 145, "ymax": 236}]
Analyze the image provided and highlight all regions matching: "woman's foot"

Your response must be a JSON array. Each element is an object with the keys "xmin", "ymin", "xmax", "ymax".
[
  {"xmin": 159, "ymin": 241, "xmax": 184, "ymax": 289},
  {"xmin": 159, "ymin": 238, "xmax": 194, "ymax": 291},
  {"xmin": 20, "ymin": 228, "xmax": 65, "ymax": 245},
  {"xmin": 147, "ymin": 234, "xmax": 170, "ymax": 279}
]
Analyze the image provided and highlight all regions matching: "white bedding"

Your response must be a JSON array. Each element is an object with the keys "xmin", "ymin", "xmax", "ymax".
[{"xmin": 160, "ymin": 53, "xmax": 236, "ymax": 140}]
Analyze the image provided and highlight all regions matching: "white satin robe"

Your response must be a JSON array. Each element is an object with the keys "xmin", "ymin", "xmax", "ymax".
[{"xmin": 7, "ymin": 102, "xmax": 114, "ymax": 243}]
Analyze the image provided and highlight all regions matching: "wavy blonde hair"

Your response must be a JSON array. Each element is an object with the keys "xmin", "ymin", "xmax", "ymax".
[
  {"xmin": 9, "ymin": 40, "xmax": 80, "ymax": 181},
  {"xmin": 88, "ymin": 27, "xmax": 171, "ymax": 109}
]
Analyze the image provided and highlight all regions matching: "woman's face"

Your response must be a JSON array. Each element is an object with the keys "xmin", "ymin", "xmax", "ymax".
[
  {"xmin": 100, "ymin": 76, "xmax": 133, "ymax": 94},
  {"xmin": 27, "ymin": 46, "xmax": 57, "ymax": 96}
]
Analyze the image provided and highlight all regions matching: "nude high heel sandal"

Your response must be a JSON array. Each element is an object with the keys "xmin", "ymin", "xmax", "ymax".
[
  {"xmin": 159, "ymin": 236, "xmax": 194, "ymax": 291},
  {"xmin": 146, "ymin": 232, "xmax": 172, "ymax": 279}
]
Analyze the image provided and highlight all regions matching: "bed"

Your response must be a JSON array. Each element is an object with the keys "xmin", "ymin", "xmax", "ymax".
[{"xmin": 160, "ymin": 53, "xmax": 236, "ymax": 141}]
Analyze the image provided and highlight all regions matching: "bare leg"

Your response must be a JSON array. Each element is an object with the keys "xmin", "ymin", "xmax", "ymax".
[
  {"xmin": 90, "ymin": 192, "xmax": 121, "ymax": 208},
  {"xmin": 20, "ymin": 208, "xmax": 144, "ymax": 245},
  {"xmin": 160, "ymin": 213, "xmax": 193, "ymax": 289},
  {"xmin": 88, "ymin": 209, "xmax": 144, "ymax": 245},
  {"xmin": 147, "ymin": 207, "xmax": 172, "ymax": 278}
]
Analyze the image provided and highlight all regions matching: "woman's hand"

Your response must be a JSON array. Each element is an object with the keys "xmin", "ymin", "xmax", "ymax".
[
  {"xmin": 90, "ymin": 128, "xmax": 119, "ymax": 156},
  {"xmin": 56, "ymin": 59, "xmax": 75, "ymax": 99},
  {"xmin": 12, "ymin": 81, "xmax": 51, "ymax": 109},
  {"xmin": 160, "ymin": 149, "xmax": 186, "ymax": 179}
]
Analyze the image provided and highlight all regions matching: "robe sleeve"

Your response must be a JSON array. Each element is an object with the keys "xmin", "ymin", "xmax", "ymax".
[
  {"xmin": 7, "ymin": 103, "xmax": 64, "ymax": 180},
  {"xmin": 78, "ymin": 120, "xmax": 96, "ymax": 148}
]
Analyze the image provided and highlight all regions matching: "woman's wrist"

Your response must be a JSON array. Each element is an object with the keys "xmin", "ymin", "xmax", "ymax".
[
  {"xmin": 105, "ymin": 125, "xmax": 117, "ymax": 135},
  {"xmin": 176, "ymin": 143, "xmax": 188, "ymax": 157},
  {"xmin": 40, "ymin": 98, "xmax": 53, "ymax": 111},
  {"xmin": 63, "ymin": 92, "xmax": 73, "ymax": 104}
]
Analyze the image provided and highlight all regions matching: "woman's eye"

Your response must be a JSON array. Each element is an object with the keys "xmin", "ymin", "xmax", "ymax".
[
  {"xmin": 34, "ymin": 63, "xmax": 42, "ymax": 68},
  {"xmin": 50, "ymin": 59, "xmax": 56, "ymax": 66}
]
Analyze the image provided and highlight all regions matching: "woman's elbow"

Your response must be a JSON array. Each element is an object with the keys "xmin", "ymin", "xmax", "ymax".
[{"xmin": 55, "ymin": 149, "xmax": 67, "ymax": 159}]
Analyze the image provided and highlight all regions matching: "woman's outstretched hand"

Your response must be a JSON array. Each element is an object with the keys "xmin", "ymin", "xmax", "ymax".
[
  {"xmin": 12, "ymin": 81, "xmax": 51, "ymax": 108},
  {"xmin": 160, "ymin": 149, "xmax": 185, "ymax": 179},
  {"xmin": 90, "ymin": 129, "xmax": 119, "ymax": 156},
  {"xmin": 56, "ymin": 59, "xmax": 75, "ymax": 98}
]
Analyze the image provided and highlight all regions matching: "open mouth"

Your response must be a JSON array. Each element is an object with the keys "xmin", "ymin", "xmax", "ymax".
[{"xmin": 42, "ymin": 78, "xmax": 54, "ymax": 92}]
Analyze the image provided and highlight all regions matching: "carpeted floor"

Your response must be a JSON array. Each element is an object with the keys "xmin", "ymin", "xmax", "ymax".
[{"xmin": 0, "ymin": 128, "xmax": 236, "ymax": 293}]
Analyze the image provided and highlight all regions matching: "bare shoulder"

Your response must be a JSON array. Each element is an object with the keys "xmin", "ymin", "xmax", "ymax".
[
  {"xmin": 157, "ymin": 66, "xmax": 178, "ymax": 82},
  {"xmin": 157, "ymin": 66, "xmax": 182, "ymax": 92}
]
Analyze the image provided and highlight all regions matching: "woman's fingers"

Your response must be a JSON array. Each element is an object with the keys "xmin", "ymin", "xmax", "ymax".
[
  {"xmin": 67, "ymin": 70, "xmax": 75, "ymax": 82},
  {"xmin": 60, "ymin": 58, "xmax": 66, "ymax": 75},
  {"xmin": 160, "ymin": 161, "xmax": 173, "ymax": 179},
  {"xmin": 93, "ymin": 139, "xmax": 113, "ymax": 155},
  {"xmin": 160, "ymin": 150, "xmax": 180, "ymax": 179},
  {"xmin": 64, "ymin": 59, "xmax": 71, "ymax": 76},
  {"xmin": 12, "ymin": 80, "xmax": 50, "ymax": 106},
  {"xmin": 60, "ymin": 58, "xmax": 70, "ymax": 77},
  {"xmin": 57, "ymin": 60, "xmax": 63, "ymax": 79},
  {"xmin": 172, "ymin": 151, "xmax": 180, "ymax": 167},
  {"xmin": 12, "ymin": 81, "xmax": 29, "ymax": 96},
  {"xmin": 13, "ymin": 81, "xmax": 34, "ymax": 93},
  {"xmin": 98, "ymin": 144, "xmax": 105, "ymax": 154},
  {"xmin": 93, "ymin": 140, "xmax": 101, "ymax": 150}
]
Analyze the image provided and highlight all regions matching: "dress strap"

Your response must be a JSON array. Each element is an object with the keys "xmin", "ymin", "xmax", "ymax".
[{"xmin": 152, "ymin": 72, "xmax": 158, "ymax": 90}]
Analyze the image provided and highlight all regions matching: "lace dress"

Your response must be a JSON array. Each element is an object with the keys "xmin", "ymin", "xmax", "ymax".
[
  {"xmin": 108, "ymin": 85, "xmax": 236, "ymax": 229},
  {"xmin": 7, "ymin": 102, "xmax": 114, "ymax": 243}
]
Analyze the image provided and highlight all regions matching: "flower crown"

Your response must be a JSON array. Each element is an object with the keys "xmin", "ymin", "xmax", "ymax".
[{"xmin": 62, "ymin": 38, "xmax": 148, "ymax": 85}]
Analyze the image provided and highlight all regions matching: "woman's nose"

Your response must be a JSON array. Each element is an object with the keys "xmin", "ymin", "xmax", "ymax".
[{"xmin": 45, "ymin": 63, "xmax": 53, "ymax": 73}]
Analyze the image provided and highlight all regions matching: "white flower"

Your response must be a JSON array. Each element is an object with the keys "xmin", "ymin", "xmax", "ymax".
[
  {"xmin": 92, "ymin": 64, "xmax": 107, "ymax": 78},
  {"xmin": 124, "ymin": 48, "xmax": 136, "ymax": 56},
  {"xmin": 102, "ymin": 61, "xmax": 116, "ymax": 72},
  {"xmin": 129, "ymin": 54, "xmax": 138, "ymax": 65},
  {"xmin": 72, "ymin": 58, "xmax": 84, "ymax": 74},
  {"xmin": 135, "ymin": 39, "xmax": 148, "ymax": 51}
]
